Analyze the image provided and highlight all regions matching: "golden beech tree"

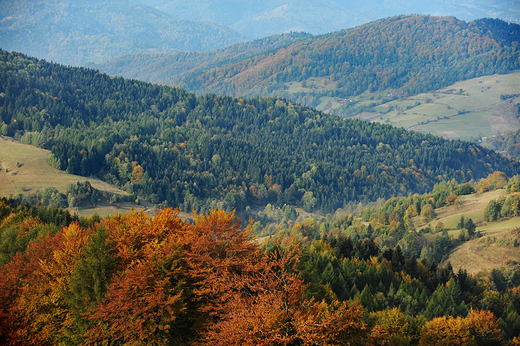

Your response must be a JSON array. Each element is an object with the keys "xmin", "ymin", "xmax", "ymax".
[
  {"xmin": 85, "ymin": 208, "xmax": 259, "ymax": 345},
  {"xmin": 419, "ymin": 309, "xmax": 502, "ymax": 346}
]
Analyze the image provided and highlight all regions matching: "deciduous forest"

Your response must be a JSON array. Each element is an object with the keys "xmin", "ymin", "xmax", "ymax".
[
  {"xmin": 1, "ymin": 194, "xmax": 519, "ymax": 345},
  {"xmin": 2, "ymin": 12, "xmax": 520, "ymax": 345},
  {"xmin": 177, "ymin": 16, "xmax": 520, "ymax": 116}
]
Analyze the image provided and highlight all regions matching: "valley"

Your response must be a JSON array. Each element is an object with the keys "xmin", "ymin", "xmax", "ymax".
[{"xmin": 2, "ymin": 9, "xmax": 520, "ymax": 345}]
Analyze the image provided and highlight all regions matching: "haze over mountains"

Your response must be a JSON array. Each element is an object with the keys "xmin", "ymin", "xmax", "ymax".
[
  {"xmin": 128, "ymin": 0, "xmax": 520, "ymax": 38},
  {"xmin": 0, "ymin": 0, "xmax": 247, "ymax": 66},
  {"xmin": 2, "ymin": 0, "xmax": 518, "ymax": 67},
  {"xmin": 91, "ymin": 16, "xmax": 520, "ymax": 115}
]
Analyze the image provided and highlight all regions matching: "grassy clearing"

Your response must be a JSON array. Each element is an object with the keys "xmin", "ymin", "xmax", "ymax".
[
  {"xmin": 347, "ymin": 71, "xmax": 520, "ymax": 140},
  {"xmin": 0, "ymin": 136, "xmax": 125, "ymax": 197},
  {"xmin": 411, "ymin": 188, "xmax": 520, "ymax": 274},
  {"xmin": 418, "ymin": 189, "xmax": 504, "ymax": 230},
  {"xmin": 447, "ymin": 227, "xmax": 520, "ymax": 274},
  {"xmin": 0, "ymin": 136, "xmax": 164, "ymax": 218}
]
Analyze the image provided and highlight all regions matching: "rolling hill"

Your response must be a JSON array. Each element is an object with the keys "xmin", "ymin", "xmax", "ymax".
[
  {"xmin": 86, "ymin": 32, "xmax": 311, "ymax": 85},
  {"xmin": 175, "ymin": 16, "xmax": 520, "ymax": 106},
  {"xmin": 352, "ymin": 71, "xmax": 520, "ymax": 142},
  {"xmin": 1, "ymin": 49, "xmax": 519, "ymax": 214},
  {"xmin": 0, "ymin": 0, "xmax": 248, "ymax": 66},
  {"xmin": 90, "ymin": 15, "xmax": 520, "ymax": 127}
]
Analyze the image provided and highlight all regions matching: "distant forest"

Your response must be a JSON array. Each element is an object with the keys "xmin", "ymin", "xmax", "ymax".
[
  {"xmin": 1, "ymin": 49, "xmax": 519, "ymax": 213},
  {"xmin": 175, "ymin": 16, "xmax": 520, "ymax": 115}
]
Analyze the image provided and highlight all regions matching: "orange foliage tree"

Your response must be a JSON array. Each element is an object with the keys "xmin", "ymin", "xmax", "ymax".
[
  {"xmin": 85, "ymin": 208, "xmax": 259, "ymax": 345},
  {"xmin": 419, "ymin": 309, "xmax": 502, "ymax": 346},
  {"xmin": 0, "ymin": 230, "xmax": 66, "ymax": 345},
  {"xmin": 205, "ymin": 245, "xmax": 371, "ymax": 345}
]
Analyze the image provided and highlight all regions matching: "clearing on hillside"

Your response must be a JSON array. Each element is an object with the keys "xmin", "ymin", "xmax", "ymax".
[
  {"xmin": 412, "ymin": 188, "xmax": 520, "ymax": 274},
  {"xmin": 352, "ymin": 70, "xmax": 520, "ymax": 142},
  {"xmin": 0, "ymin": 136, "xmax": 194, "ymax": 220}
]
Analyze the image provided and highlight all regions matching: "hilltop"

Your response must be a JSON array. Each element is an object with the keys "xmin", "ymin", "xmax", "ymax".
[
  {"xmin": 86, "ymin": 32, "xmax": 311, "ymax": 85},
  {"xmin": 176, "ymin": 16, "xmax": 519, "ymax": 107},
  {"xmin": 90, "ymin": 15, "xmax": 520, "ymax": 124},
  {"xmin": 128, "ymin": 0, "xmax": 520, "ymax": 38}
]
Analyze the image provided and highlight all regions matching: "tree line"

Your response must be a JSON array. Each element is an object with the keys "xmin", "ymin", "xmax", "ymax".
[{"xmin": 178, "ymin": 16, "xmax": 520, "ymax": 117}]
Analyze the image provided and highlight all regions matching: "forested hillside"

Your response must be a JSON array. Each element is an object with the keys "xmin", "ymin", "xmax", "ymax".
[
  {"xmin": 484, "ymin": 129, "xmax": 520, "ymax": 160},
  {"xmin": 87, "ymin": 32, "xmax": 311, "ymax": 85},
  {"xmin": 176, "ymin": 16, "xmax": 520, "ymax": 115},
  {"xmin": 0, "ymin": 0, "xmax": 247, "ymax": 66},
  {"xmin": 1, "ymin": 50, "xmax": 519, "ymax": 213}
]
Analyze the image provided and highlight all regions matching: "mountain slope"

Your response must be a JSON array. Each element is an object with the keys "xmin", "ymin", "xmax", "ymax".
[
  {"xmin": 175, "ymin": 16, "xmax": 520, "ymax": 113},
  {"xmin": 0, "ymin": 0, "xmax": 247, "ymax": 66},
  {"xmin": 1, "ymin": 50, "xmax": 519, "ymax": 213},
  {"xmin": 86, "ymin": 32, "xmax": 311, "ymax": 85},
  {"xmin": 128, "ymin": 0, "xmax": 520, "ymax": 38}
]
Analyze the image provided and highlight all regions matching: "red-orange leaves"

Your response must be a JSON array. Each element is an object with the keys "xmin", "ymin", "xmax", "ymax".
[
  {"xmin": 206, "ymin": 246, "xmax": 370, "ymax": 345},
  {"xmin": 183, "ymin": 210, "xmax": 258, "ymax": 311},
  {"xmin": 0, "ymin": 207, "xmax": 375, "ymax": 345},
  {"xmin": 87, "ymin": 237, "xmax": 186, "ymax": 345},
  {"xmin": 86, "ymin": 208, "xmax": 258, "ymax": 345},
  {"xmin": 0, "ymin": 230, "xmax": 65, "ymax": 346}
]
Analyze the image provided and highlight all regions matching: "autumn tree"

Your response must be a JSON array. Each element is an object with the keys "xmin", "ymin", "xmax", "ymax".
[
  {"xmin": 205, "ymin": 245, "xmax": 372, "ymax": 345},
  {"xmin": 421, "ymin": 204, "xmax": 436, "ymax": 223},
  {"xmin": 419, "ymin": 309, "xmax": 502, "ymax": 346}
]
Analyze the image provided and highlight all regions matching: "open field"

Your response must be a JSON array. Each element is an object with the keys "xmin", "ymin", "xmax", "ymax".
[
  {"xmin": 422, "ymin": 189, "xmax": 505, "ymax": 231},
  {"xmin": 0, "ymin": 136, "xmax": 159, "ymax": 218},
  {"xmin": 446, "ymin": 227, "xmax": 520, "ymax": 275},
  {"xmin": 0, "ymin": 136, "xmax": 125, "ymax": 196},
  {"xmin": 411, "ymin": 188, "xmax": 520, "ymax": 274},
  {"xmin": 283, "ymin": 70, "xmax": 520, "ymax": 143},
  {"xmin": 348, "ymin": 71, "xmax": 520, "ymax": 141}
]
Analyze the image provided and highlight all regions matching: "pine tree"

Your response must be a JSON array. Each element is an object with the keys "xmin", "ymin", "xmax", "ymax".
[{"xmin": 500, "ymin": 302, "xmax": 520, "ymax": 340}]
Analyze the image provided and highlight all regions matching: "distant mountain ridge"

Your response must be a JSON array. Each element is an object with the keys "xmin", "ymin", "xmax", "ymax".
[
  {"xmin": 91, "ymin": 16, "xmax": 520, "ymax": 108},
  {"xmin": 128, "ymin": 0, "xmax": 520, "ymax": 38},
  {"xmin": 0, "ymin": 0, "xmax": 248, "ymax": 66},
  {"xmin": 173, "ymin": 16, "xmax": 520, "ymax": 108},
  {"xmin": 86, "ymin": 32, "xmax": 311, "ymax": 85}
]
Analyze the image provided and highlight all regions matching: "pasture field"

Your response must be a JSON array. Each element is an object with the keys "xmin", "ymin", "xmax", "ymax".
[
  {"xmin": 353, "ymin": 71, "xmax": 520, "ymax": 141},
  {"xmin": 0, "ymin": 136, "xmax": 125, "ymax": 196},
  {"xmin": 0, "ymin": 136, "xmax": 155, "ymax": 217},
  {"xmin": 284, "ymin": 70, "xmax": 519, "ymax": 143},
  {"xmin": 412, "ymin": 188, "xmax": 520, "ymax": 274}
]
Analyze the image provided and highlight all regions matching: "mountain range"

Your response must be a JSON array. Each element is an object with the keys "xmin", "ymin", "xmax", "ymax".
[
  {"xmin": 128, "ymin": 0, "xmax": 520, "ymax": 38},
  {"xmin": 1, "ymin": 48, "xmax": 518, "ymax": 213},
  {"xmin": 0, "ymin": 0, "xmax": 247, "ymax": 66},
  {"xmin": 91, "ymin": 15, "xmax": 520, "ymax": 118}
]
